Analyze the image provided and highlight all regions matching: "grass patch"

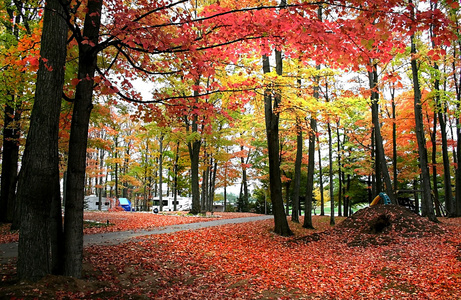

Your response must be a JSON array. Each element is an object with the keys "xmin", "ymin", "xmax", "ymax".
[{"xmin": 84, "ymin": 220, "xmax": 113, "ymax": 228}]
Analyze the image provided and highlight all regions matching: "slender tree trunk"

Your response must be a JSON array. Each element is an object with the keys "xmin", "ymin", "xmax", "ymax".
[
  {"xmin": 63, "ymin": 0, "xmax": 103, "ymax": 278},
  {"xmin": 369, "ymin": 66, "xmax": 397, "ymax": 204},
  {"xmin": 453, "ymin": 37, "xmax": 461, "ymax": 216},
  {"xmin": 240, "ymin": 143, "xmax": 249, "ymax": 212},
  {"xmin": 16, "ymin": 0, "xmax": 68, "ymax": 281},
  {"xmin": 263, "ymin": 52, "xmax": 292, "ymax": 236},
  {"xmin": 303, "ymin": 117, "xmax": 316, "ymax": 229},
  {"xmin": 371, "ymin": 131, "xmax": 377, "ymax": 197},
  {"xmin": 114, "ymin": 138, "xmax": 119, "ymax": 200},
  {"xmin": 337, "ymin": 121, "xmax": 342, "ymax": 216},
  {"xmin": 158, "ymin": 135, "xmax": 164, "ymax": 211},
  {"xmin": 0, "ymin": 97, "xmax": 21, "ymax": 224},
  {"xmin": 201, "ymin": 148, "xmax": 208, "ymax": 212},
  {"xmin": 435, "ymin": 66, "xmax": 454, "ymax": 216},
  {"xmin": 317, "ymin": 135, "xmax": 325, "ymax": 216},
  {"xmin": 391, "ymin": 86, "xmax": 398, "ymax": 192},
  {"xmin": 303, "ymin": 55, "xmax": 321, "ymax": 228},
  {"xmin": 98, "ymin": 147, "xmax": 105, "ymax": 211},
  {"xmin": 285, "ymin": 180, "xmax": 290, "ymax": 216},
  {"xmin": 174, "ymin": 141, "xmax": 179, "ymax": 211},
  {"xmin": 410, "ymin": 33, "xmax": 437, "ymax": 222},
  {"xmin": 187, "ymin": 115, "xmax": 202, "ymax": 214},
  {"xmin": 291, "ymin": 118, "xmax": 302, "ymax": 223},
  {"xmin": 431, "ymin": 111, "xmax": 441, "ymax": 216},
  {"xmin": 325, "ymin": 82, "xmax": 335, "ymax": 226},
  {"xmin": 327, "ymin": 120, "xmax": 335, "ymax": 226},
  {"xmin": 209, "ymin": 158, "xmax": 217, "ymax": 212}
]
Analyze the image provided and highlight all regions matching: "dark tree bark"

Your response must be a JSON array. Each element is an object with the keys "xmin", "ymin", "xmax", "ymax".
[
  {"xmin": 16, "ymin": 0, "xmax": 68, "ymax": 281},
  {"xmin": 240, "ymin": 143, "xmax": 249, "ymax": 212},
  {"xmin": 325, "ymin": 82, "xmax": 335, "ymax": 226},
  {"xmin": 263, "ymin": 52, "xmax": 292, "ymax": 236},
  {"xmin": 454, "ymin": 31, "xmax": 461, "ymax": 217},
  {"xmin": 410, "ymin": 33, "xmax": 437, "ymax": 222},
  {"xmin": 158, "ymin": 134, "xmax": 164, "ymax": 211},
  {"xmin": 317, "ymin": 135, "xmax": 325, "ymax": 216},
  {"xmin": 429, "ymin": 0, "xmax": 453, "ymax": 218},
  {"xmin": 173, "ymin": 141, "xmax": 180, "ymax": 211},
  {"xmin": 303, "ymin": 117, "xmax": 316, "ymax": 229},
  {"xmin": 336, "ymin": 121, "xmax": 342, "ymax": 217},
  {"xmin": 431, "ymin": 111, "xmax": 442, "ymax": 217},
  {"xmin": 0, "ymin": 97, "xmax": 21, "ymax": 224},
  {"xmin": 209, "ymin": 158, "xmax": 217, "ymax": 211},
  {"xmin": 291, "ymin": 118, "xmax": 302, "ymax": 223},
  {"xmin": 186, "ymin": 90, "xmax": 202, "ymax": 214},
  {"xmin": 63, "ymin": 0, "xmax": 103, "ymax": 278},
  {"xmin": 391, "ymin": 84, "xmax": 398, "ymax": 192},
  {"xmin": 327, "ymin": 119, "xmax": 335, "ymax": 226},
  {"xmin": 369, "ymin": 66, "xmax": 397, "ymax": 204},
  {"xmin": 1, "ymin": 0, "xmax": 27, "ymax": 228}
]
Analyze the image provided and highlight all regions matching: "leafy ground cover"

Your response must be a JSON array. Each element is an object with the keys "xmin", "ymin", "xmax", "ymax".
[
  {"xmin": 2, "ymin": 206, "xmax": 461, "ymax": 299},
  {"xmin": 0, "ymin": 211, "xmax": 258, "ymax": 244}
]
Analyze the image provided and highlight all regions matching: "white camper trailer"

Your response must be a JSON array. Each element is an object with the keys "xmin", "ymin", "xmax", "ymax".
[
  {"xmin": 151, "ymin": 196, "xmax": 192, "ymax": 212},
  {"xmin": 84, "ymin": 195, "xmax": 111, "ymax": 211}
]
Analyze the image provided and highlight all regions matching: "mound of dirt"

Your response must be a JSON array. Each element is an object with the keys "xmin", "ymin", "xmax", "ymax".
[{"xmin": 301, "ymin": 205, "xmax": 445, "ymax": 247}]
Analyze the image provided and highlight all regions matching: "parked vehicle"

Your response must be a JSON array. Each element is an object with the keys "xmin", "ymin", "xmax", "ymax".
[
  {"xmin": 84, "ymin": 195, "xmax": 111, "ymax": 211},
  {"xmin": 151, "ymin": 196, "xmax": 192, "ymax": 212}
]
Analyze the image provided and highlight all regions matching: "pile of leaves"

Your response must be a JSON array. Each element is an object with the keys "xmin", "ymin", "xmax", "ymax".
[
  {"xmin": 1, "ymin": 213, "xmax": 461, "ymax": 299},
  {"xmin": 332, "ymin": 204, "xmax": 445, "ymax": 247}
]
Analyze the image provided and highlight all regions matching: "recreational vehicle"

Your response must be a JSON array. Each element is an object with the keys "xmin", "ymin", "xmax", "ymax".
[
  {"xmin": 151, "ymin": 196, "xmax": 192, "ymax": 212},
  {"xmin": 84, "ymin": 195, "xmax": 111, "ymax": 211}
]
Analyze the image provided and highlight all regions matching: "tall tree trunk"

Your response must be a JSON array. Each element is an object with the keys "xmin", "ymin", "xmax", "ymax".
[
  {"xmin": 209, "ymin": 158, "xmax": 217, "ymax": 212},
  {"xmin": 263, "ymin": 52, "xmax": 292, "ymax": 236},
  {"xmin": 327, "ymin": 120, "xmax": 335, "ymax": 226},
  {"xmin": 173, "ymin": 141, "xmax": 180, "ymax": 211},
  {"xmin": 391, "ymin": 85, "xmax": 398, "ymax": 192},
  {"xmin": 2, "ymin": 0, "xmax": 27, "ymax": 228},
  {"xmin": 16, "ymin": 0, "xmax": 68, "ymax": 281},
  {"xmin": 98, "ymin": 146, "xmax": 105, "ymax": 211},
  {"xmin": 291, "ymin": 118, "xmax": 302, "ymax": 223},
  {"xmin": 430, "ymin": 0, "xmax": 454, "ymax": 218},
  {"xmin": 114, "ymin": 138, "xmax": 119, "ymax": 200},
  {"xmin": 158, "ymin": 134, "xmax": 164, "ymax": 211},
  {"xmin": 410, "ymin": 33, "xmax": 437, "ymax": 222},
  {"xmin": 303, "ymin": 117, "xmax": 316, "ymax": 229},
  {"xmin": 453, "ymin": 31, "xmax": 461, "ymax": 216},
  {"xmin": 240, "ymin": 143, "xmax": 249, "ymax": 212},
  {"xmin": 434, "ymin": 66, "xmax": 454, "ymax": 216},
  {"xmin": 187, "ymin": 102, "xmax": 202, "ymax": 215},
  {"xmin": 1, "ymin": 97, "xmax": 21, "ymax": 224},
  {"xmin": 431, "ymin": 112, "xmax": 441, "ymax": 216},
  {"xmin": 317, "ymin": 135, "xmax": 325, "ymax": 216},
  {"xmin": 285, "ymin": 180, "xmax": 290, "ymax": 216},
  {"xmin": 337, "ymin": 121, "xmax": 342, "ymax": 217},
  {"xmin": 201, "ymin": 148, "xmax": 208, "ymax": 212},
  {"xmin": 369, "ymin": 66, "xmax": 397, "ymax": 204},
  {"xmin": 325, "ymin": 82, "xmax": 335, "ymax": 226},
  {"xmin": 63, "ymin": 0, "xmax": 103, "ymax": 278}
]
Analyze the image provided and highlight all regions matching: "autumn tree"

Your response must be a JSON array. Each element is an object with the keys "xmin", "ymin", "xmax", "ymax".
[
  {"xmin": 16, "ymin": 0, "xmax": 68, "ymax": 281},
  {"xmin": 0, "ymin": 0, "xmax": 39, "ymax": 225}
]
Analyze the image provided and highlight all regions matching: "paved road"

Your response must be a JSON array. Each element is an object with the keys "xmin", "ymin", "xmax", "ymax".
[{"xmin": 0, "ymin": 215, "xmax": 273, "ymax": 264}]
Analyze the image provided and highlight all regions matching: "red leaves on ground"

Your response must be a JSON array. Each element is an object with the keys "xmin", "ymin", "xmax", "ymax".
[
  {"xmin": 0, "ymin": 212, "xmax": 257, "ymax": 243},
  {"xmin": 0, "ymin": 224, "xmax": 17, "ymax": 244},
  {"xmin": 2, "ymin": 210, "xmax": 461, "ymax": 299},
  {"xmin": 83, "ymin": 211, "xmax": 258, "ymax": 234},
  {"xmin": 79, "ymin": 213, "xmax": 461, "ymax": 299}
]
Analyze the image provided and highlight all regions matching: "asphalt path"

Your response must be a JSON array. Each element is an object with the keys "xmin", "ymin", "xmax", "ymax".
[{"xmin": 0, "ymin": 215, "xmax": 273, "ymax": 264}]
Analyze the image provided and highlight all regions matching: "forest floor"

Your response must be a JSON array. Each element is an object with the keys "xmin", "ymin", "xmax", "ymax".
[{"xmin": 1, "ymin": 206, "xmax": 461, "ymax": 299}]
